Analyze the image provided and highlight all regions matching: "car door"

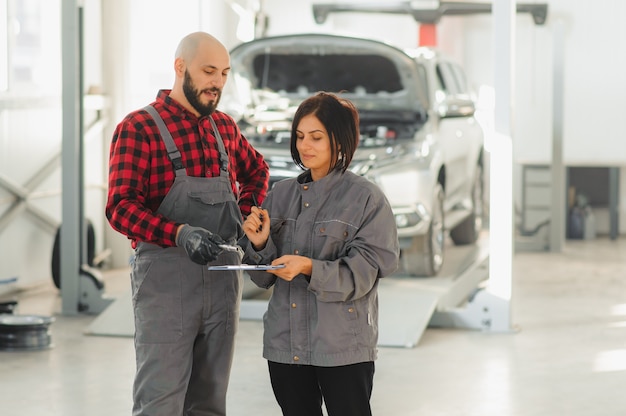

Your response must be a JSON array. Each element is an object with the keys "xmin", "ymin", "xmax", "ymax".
[{"xmin": 434, "ymin": 60, "xmax": 478, "ymax": 205}]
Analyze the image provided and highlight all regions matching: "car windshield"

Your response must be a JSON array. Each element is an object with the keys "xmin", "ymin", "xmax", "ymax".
[{"xmin": 251, "ymin": 53, "xmax": 403, "ymax": 95}]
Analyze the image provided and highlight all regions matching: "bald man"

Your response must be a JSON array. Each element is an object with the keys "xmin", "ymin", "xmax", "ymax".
[{"xmin": 106, "ymin": 32, "xmax": 269, "ymax": 415}]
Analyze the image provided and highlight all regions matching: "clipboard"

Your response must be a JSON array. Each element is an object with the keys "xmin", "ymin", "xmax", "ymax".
[{"xmin": 207, "ymin": 264, "xmax": 285, "ymax": 271}]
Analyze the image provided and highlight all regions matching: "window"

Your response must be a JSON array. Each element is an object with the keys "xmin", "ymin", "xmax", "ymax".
[
  {"xmin": 1, "ymin": 0, "xmax": 60, "ymax": 95},
  {"xmin": 0, "ymin": 0, "xmax": 7, "ymax": 92}
]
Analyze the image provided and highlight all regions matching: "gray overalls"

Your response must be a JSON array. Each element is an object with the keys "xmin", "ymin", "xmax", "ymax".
[{"xmin": 130, "ymin": 105, "xmax": 243, "ymax": 416}]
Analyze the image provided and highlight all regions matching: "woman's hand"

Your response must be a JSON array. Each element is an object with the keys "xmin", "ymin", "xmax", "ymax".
[
  {"xmin": 269, "ymin": 255, "xmax": 312, "ymax": 282},
  {"xmin": 243, "ymin": 206, "xmax": 270, "ymax": 250}
]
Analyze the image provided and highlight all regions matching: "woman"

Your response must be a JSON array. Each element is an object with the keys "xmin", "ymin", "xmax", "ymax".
[{"xmin": 242, "ymin": 91, "xmax": 399, "ymax": 416}]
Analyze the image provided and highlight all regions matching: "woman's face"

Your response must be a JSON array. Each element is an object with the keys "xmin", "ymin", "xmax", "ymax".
[{"xmin": 295, "ymin": 114, "xmax": 332, "ymax": 181}]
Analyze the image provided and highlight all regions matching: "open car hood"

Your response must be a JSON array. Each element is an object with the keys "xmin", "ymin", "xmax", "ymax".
[
  {"xmin": 222, "ymin": 33, "xmax": 427, "ymax": 121},
  {"xmin": 220, "ymin": 34, "xmax": 432, "ymax": 187}
]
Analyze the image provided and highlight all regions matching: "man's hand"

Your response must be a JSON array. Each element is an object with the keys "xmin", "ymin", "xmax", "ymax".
[{"xmin": 176, "ymin": 225, "xmax": 225, "ymax": 265}]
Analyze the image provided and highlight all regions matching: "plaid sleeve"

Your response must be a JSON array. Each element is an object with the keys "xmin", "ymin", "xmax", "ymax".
[
  {"xmin": 105, "ymin": 111, "xmax": 180, "ymax": 247},
  {"xmin": 214, "ymin": 112, "xmax": 270, "ymax": 216}
]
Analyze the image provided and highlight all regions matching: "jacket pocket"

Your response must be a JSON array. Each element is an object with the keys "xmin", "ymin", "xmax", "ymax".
[
  {"xmin": 188, "ymin": 189, "xmax": 236, "ymax": 204},
  {"xmin": 313, "ymin": 300, "xmax": 363, "ymax": 353},
  {"xmin": 313, "ymin": 220, "xmax": 355, "ymax": 259},
  {"xmin": 182, "ymin": 191, "xmax": 243, "ymax": 242},
  {"xmin": 131, "ymin": 249, "xmax": 183, "ymax": 343}
]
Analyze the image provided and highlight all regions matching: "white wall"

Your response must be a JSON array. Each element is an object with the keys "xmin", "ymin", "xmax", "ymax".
[
  {"xmin": 459, "ymin": 0, "xmax": 626, "ymax": 166},
  {"xmin": 122, "ymin": 0, "xmax": 240, "ymax": 115}
]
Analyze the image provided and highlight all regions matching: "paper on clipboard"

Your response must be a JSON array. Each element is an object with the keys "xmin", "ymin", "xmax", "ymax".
[{"xmin": 207, "ymin": 264, "xmax": 286, "ymax": 271}]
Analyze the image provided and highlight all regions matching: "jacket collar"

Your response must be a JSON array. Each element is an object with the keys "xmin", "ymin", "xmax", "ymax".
[{"xmin": 297, "ymin": 169, "xmax": 345, "ymax": 192}]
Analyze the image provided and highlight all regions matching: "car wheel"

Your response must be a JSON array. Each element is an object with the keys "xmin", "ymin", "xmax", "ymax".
[
  {"xmin": 450, "ymin": 163, "xmax": 484, "ymax": 245},
  {"xmin": 402, "ymin": 184, "xmax": 445, "ymax": 277},
  {"xmin": 51, "ymin": 219, "xmax": 96, "ymax": 289}
]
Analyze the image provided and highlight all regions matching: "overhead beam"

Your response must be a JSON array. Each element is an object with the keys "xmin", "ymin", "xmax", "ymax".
[{"xmin": 312, "ymin": 1, "xmax": 547, "ymax": 25}]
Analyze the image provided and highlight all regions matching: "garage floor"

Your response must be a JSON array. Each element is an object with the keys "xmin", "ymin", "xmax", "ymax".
[{"xmin": 2, "ymin": 236, "xmax": 626, "ymax": 416}]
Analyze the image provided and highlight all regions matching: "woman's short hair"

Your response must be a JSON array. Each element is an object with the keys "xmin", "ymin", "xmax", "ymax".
[{"xmin": 290, "ymin": 91, "xmax": 359, "ymax": 174}]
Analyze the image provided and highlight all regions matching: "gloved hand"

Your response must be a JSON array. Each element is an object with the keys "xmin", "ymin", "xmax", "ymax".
[{"xmin": 176, "ymin": 225, "xmax": 225, "ymax": 265}]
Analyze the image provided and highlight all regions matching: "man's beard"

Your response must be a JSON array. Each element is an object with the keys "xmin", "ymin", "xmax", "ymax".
[{"xmin": 183, "ymin": 70, "xmax": 221, "ymax": 117}]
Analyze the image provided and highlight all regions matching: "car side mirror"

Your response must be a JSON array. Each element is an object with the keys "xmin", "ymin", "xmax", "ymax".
[{"xmin": 437, "ymin": 97, "xmax": 476, "ymax": 118}]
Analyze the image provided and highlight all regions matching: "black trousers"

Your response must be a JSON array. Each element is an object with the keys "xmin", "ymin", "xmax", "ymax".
[{"xmin": 268, "ymin": 360, "xmax": 375, "ymax": 416}]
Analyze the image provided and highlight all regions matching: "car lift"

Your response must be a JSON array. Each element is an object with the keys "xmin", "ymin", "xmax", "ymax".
[
  {"xmin": 60, "ymin": 0, "xmax": 113, "ymax": 315},
  {"xmin": 311, "ymin": 1, "xmax": 547, "ymax": 26}
]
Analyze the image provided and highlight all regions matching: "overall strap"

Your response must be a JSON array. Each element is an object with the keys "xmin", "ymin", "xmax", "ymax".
[
  {"xmin": 208, "ymin": 116, "xmax": 231, "ymax": 179},
  {"xmin": 143, "ymin": 105, "xmax": 186, "ymax": 177}
]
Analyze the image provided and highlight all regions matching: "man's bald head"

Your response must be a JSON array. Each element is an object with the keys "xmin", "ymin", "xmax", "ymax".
[{"xmin": 175, "ymin": 32, "xmax": 227, "ymax": 64}]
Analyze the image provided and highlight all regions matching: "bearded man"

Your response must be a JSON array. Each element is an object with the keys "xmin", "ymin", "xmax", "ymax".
[{"xmin": 106, "ymin": 31, "xmax": 269, "ymax": 416}]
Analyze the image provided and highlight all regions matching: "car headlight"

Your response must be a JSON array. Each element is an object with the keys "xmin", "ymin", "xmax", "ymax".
[{"xmin": 394, "ymin": 211, "xmax": 422, "ymax": 228}]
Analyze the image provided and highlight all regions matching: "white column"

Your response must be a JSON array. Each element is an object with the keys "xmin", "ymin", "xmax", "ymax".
[{"xmin": 487, "ymin": 0, "xmax": 515, "ymax": 331}]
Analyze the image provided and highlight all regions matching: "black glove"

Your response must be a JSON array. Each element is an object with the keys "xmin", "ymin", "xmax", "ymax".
[{"xmin": 176, "ymin": 225, "xmax": 225, "ymax": 265}]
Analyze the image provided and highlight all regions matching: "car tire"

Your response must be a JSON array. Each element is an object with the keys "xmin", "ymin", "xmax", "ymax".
[
  {"xmin": 402, "ymin": 183, "xmax": 445, "ymax": 277},
  {"xmin": 450, "ymin": 163, "xmax": 484, "ymax": 245},
  {"xmin": 51, "ymin": 219, "xmax": 96, "ymax": 289}
]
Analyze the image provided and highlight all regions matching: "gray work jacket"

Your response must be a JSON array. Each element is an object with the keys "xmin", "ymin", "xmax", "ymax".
[{"xmin": 244, "ymin": 169, "xmax": 399, "ymax": 367}]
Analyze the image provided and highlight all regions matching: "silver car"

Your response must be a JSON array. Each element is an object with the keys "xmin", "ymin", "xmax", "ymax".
[{"xmin": 221, "ymin": 33, "xmax": 485, "ymax": 277}]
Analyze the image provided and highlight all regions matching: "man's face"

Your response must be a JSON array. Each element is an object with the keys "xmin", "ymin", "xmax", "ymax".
[{"xmin": 182, "ymin": 69, "xmax": 221, "ymax": 117}]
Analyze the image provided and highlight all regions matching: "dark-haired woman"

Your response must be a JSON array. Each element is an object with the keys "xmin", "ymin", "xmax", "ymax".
[{"xmin": 242, "ymin": 91, "xmax": 399, "ymax": 416}]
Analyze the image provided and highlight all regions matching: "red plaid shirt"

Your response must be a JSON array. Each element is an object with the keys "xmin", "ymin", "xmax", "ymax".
[{"xmin": 106, "ymin": 90, "xmax": 269, "ymax": 248}]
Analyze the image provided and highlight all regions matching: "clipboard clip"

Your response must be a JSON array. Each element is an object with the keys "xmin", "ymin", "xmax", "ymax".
[{"xmin": 207, "ymin": 264, "xmax": 285, "ymax": 271}]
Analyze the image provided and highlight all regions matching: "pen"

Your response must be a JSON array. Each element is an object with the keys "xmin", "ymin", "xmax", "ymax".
[
  {"xmin": 251, "ymin": 194, "xmax": 263, "ymax": 232},
  {"xmin": 218, "ymin": 244, "xmax": 241, "ymax": 252}
]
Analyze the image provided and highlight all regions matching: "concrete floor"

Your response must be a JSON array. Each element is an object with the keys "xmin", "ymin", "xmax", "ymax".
[{"xmin": 1, "ymin": 236, "xmax": 626, "ymax": 415}]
